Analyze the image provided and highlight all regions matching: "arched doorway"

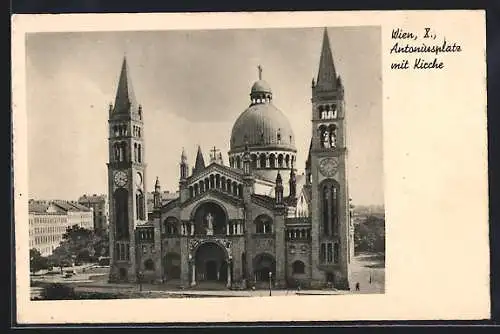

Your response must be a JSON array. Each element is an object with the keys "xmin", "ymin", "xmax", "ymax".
[
  {"xmin": 253, "ymin": 253, "xmax": 276, "ymax": 282},
  {"xmin": 119, "ymin": 267, "xmax": 127, "ymax": 281},
  {"xmin": 192, "ymin": 202, "xmax": 227, "ymax": 236},
  {"xmin": 163, "ymin": 252, "xmax": 181, "ymax": 281},
  {"xmin": 194, "ymin": 242, "xmax": 229, "ymax": 286}
]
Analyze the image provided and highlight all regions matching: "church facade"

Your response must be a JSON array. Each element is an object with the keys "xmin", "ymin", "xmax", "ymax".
[{"xmin": 107, "ymin": 28, "xmax": 355, "ymax": 289}]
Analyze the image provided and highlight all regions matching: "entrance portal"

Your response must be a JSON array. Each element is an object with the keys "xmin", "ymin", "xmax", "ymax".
[
  {"xmin": 163, "ymin": 252, "xmax": 181, "ymax": 281},
  {"xmin": 253, "ymin": 253, "xmax": 276, "ymax": 282},
  {"xmin": 193, "ymin": 241, "xmax": 231, "ymax": 287}
]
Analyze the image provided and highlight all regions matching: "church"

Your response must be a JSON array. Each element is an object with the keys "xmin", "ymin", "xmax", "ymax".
[{"xmin": 106, "ymin": 28, "xmax": 355, "ymax": 289}]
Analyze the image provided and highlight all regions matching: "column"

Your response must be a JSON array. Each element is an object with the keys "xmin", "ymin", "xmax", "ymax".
[
  {"xmin": 190, "ymin": 223, "xmax": 194, "ymax": 236},
  {"xmin": 226, "ymin": 261, "xmax": 232, "ymax": 288},
  {"xmin": 226, "ymin": 222, "xmax": 230, "ymax": 235},
  {"xmin": 190, "ymin": 261, "xmax": 196, "ymax": 286}
]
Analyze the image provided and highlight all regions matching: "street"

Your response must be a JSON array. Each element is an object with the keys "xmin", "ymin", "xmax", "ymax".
[{"xmin": 31, "ymin": 253, "xmax": 385, "ymax": 299}]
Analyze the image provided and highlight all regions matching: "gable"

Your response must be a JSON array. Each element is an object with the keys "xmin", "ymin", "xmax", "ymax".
[{"xmin": 187, "ymin": 162, "xmax": 243, "ymax": 186}]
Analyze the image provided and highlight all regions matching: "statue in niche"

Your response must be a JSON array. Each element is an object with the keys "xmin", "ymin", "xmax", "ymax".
[{"xmin": 205, "ymin": 213, "xmax": 214, "ymax": 236}]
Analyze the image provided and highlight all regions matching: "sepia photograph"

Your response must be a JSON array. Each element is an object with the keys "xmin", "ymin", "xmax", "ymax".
[
  {"xmin": 13, "ymin": 11, "xmax": 489, "ymax": 323},
  {"xmin": 26, "ymin": 26, "xmax": 384, "ymax": 300}
]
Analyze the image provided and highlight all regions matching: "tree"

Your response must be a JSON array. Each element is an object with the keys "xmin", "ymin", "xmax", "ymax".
[
  {"xmin": 51, "ymin": 225, "xmax": 109, "ymax": 266},
  {"xmin": 30, "ymin": 248, "xmax": 50, "ymax": 273},
  {"xmin": 354, "ymin": 215, "xmax": 385, "ymax": 254},
  {"xmin": 49, "ymin": 243, "xmax": 73, "ymax": 272},
  {"xmin": 91, "ymin": 231, "xmax": 110, "ymax": 258}
]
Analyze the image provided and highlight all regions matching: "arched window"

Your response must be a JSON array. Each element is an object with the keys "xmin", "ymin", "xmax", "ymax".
[
  {"xmin": 254, "ymin": 215, "xmax": 273, "ymax": 234},
  {"xmin": 114, "ymin": 188, "xmax": 129, "ymax": 239},
  {"xmin": 121, "ymin": 142, "xmax": 128, "ymax": 161},
  {"xmin": 138, "ymin": 144, "xmax": 142, "ymax": 163},
  {"xmin": 209, "ymin": 174, "xmax": 215, "ymax": 188},
  {"xmin": 323, "ymin": 186, "xmax": 330, "ymax": 236},
  {"xmin": 215, "ymin": 174, "xmax": 221, "ymax": 189},
  {"xmin": 164, "ymin": 217, "xmax": 178, "ymax": 236},
  {"xmin": 113, "ymin": 143, "xmax": 120, "ymax": 161},
  {"xmin": 135, "ymin": 190, "xmax": 145, "ymax": 220},
  {"xmin": 327, "ymin": 243, "xmax": 333, "ymax": 262},
  {"xmin": 318, "ymin": 105, "xmax": 324, "ymax": 119},
  {"xmin": 144, "ymin": 259, "xmax": 155, "ymax": 271},
  {"xmin": 321, "ymin": 180, "xmax": 339, "ymax": 236},
  {"xmin": 232, "ymin": 182, "xmax": 238, "ymax": 196},
  {"xmin": 285, "ymin": 155, "xmax": 290, "ymax": 168},
  {"xmin": 238, "ymin": 184, "xmax": 243, "ymax": 198},
  {"xmin": 236, "ymin": 156, "xmax": 241, "ymax": 169},
  {"xmin": 292, "ymin": 260, "xmax": 305, "ymax": 274},
  {"xmin": 277, "ymin": 154, "xmax": 284, "ymax": 168},
  {"xmin": 319, "ymin": 125, "xmax": 329, "ymax": 148},
  {"xmin": 250, "ymin": 154, "xmax": 258, "ymax": 168},
  {"xmin": 328, "ymin": 124, "xmax": 337, "ymax": 148},
  {"xmin": 269, "ymin": 154, "xmax": 276, "ymax": 168},
  {"xmin": 226, "ymin": 179, "xmax": 232, "ymax": 193},
  {"xmin": 199, "ymin": 180, "xmax": 205, "ymax": 193},
  {"xmin": 194, "ymin": 184, "xmax": 199, "ymax": 196},
  {"xmin": 259, "ymin": 153, "xmax": 267, "ymax": 168},
  {"xmin": 331, "ymin": 185, "xmax": 338, "ymax": 235},
  {"xmin": 134, "ymin": 143, "xmax": 138, "ymax": 162},
  {"xmin": 189, "ymin": 186, "xmax": 194, "ymax": 198},
  {"xmin": 320, "ymin": 243, "xmax": 326, "ymax": 263},
  {"xmin": 221, "ymin": 176, "xmax": 226, "ymax": 191}
]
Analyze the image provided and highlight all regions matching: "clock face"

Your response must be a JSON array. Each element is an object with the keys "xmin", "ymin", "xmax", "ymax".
[
  {"xmin": 319, "ymin": 158, "xmax": 339, "ymax": 177},
  {"xmin": 114, "ymin": 171, "xmax": 128, "ymax": 187},
  {"xmin": 136, "ymin": 172, "xmax": 143, "ymax": 187}
]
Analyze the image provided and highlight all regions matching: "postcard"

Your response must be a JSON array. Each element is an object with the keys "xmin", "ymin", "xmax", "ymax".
[{"xmin": 12, "ymin": 10, "xmax": 489, "ymax": 324}]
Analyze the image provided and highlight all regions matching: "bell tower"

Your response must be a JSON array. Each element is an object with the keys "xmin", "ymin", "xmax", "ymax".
[
  {"xmin": 309, "ymin": 28, "xmax": 352, "ymax": 289},
  {"xmin": 107, "ymin": 56, "xmax": 147, "ymax": 283}
]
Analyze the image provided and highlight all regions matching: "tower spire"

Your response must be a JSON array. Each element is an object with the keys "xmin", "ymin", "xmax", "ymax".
[
  {"xmin": 155, "ymin": 176, "xmax": 161, "ymax": 190},
  {"xmin": 113, "ymin": 56, "xmax": 138, "ymax": 114},
  {"xmin": 258, "ymin": 65, "xmax": 263, "ymax": 80},
  {"xmin": 193, "ymin": 145, "xmax": 206, "ymax": 173},
  {"xmin": 315, "ymin": 28, "xmax": 338, "ymax": 91},
  {"xmin": 181, "ymin": 147, "xmax": 187, "ymax": 162},
  {"xmin": 154, "ymin": 177, "xmax": 162, "ymax": 209}
]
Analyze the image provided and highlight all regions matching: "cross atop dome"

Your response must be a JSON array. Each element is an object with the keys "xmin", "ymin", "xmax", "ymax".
[{"xmin": 258, "ymin": 65, "xmax": 263, "ymax": 80}]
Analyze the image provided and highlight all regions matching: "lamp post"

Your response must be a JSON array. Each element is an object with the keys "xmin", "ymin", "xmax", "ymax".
[
  {"xmin": 268, "ymin": 271, "xmax": 272, "ymax": 296},
  {"xmin": 137, "ymin": 271, "xmax": 143, "ymax": 292}
]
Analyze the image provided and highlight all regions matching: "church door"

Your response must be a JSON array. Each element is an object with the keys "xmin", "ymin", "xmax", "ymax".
[{"xmin": 206, "ymin": 261, "xmax": 218, "ymax": 281}]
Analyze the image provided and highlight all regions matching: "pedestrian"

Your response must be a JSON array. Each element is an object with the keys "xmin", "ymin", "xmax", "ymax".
[{"xmin": 355, "ymin": 282, "xmax": 360, "ymax": 291}]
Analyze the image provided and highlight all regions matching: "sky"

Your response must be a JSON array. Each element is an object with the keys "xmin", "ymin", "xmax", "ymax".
[{"xmin": 26, "ymin": 26, "xmax": 383, "ymax": 206}]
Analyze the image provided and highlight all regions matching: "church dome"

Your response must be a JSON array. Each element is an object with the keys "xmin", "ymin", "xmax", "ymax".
[
  {"xmin": 251, "ymin": 80, "xmax": 272, "ymax": 94},
  {"xmin": 230, "ymin": 80, "xmax": 296, "ymax": 152}
]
